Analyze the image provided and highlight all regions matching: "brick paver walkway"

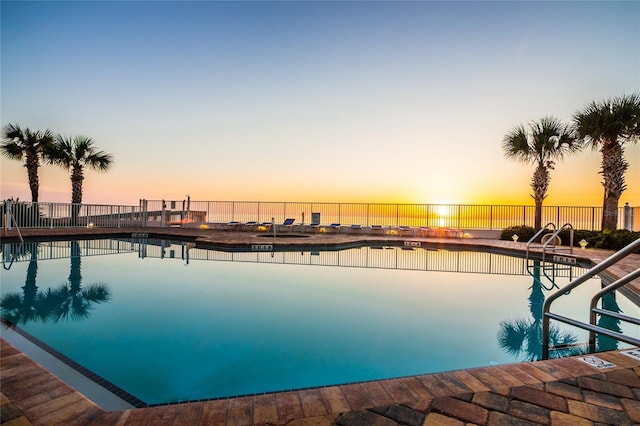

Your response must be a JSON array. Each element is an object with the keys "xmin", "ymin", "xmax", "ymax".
[{"xmin": 1, "ymin": 227, "xmax": 639, "ymax": 425}]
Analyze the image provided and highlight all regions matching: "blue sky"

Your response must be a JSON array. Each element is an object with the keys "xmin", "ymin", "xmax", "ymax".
[{"xmin": 1, "ymin": 1, "xmax": 639, "ymax": 206}]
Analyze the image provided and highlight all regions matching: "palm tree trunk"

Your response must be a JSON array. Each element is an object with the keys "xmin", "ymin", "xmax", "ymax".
[
  {"xmin": 531, "ymin": 164, "xmax": 549, "ymax": 231},
  {"xmin": 25, "ymin": 151, "xmax": 40, "ymax": 203},
  {"xmin": 70, "ymin": 166, "xmax": 84, "ymax": 225},
  {"xmin": 600, "ymin": 143, "xmax": 627, "ymax": 231}
]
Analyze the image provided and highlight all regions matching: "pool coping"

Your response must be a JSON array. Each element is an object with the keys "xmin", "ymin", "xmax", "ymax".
[{"xmin": 1, "ymin": 228, "xmax": 640, "ymax": 425}]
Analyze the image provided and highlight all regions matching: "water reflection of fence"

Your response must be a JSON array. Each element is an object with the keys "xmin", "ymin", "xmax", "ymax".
[
  {"xmin": 2, "ymin": 200, "xmax": 638, "ymax": 231},
  {"xmin": 1, "ymin": 239, "xmax": 593, "ymax": 277}
]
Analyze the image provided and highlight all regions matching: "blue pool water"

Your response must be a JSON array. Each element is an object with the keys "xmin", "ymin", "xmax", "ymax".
[{"xmin": 0, "ymin": 238, "xmax": 637, "ymax": 405}]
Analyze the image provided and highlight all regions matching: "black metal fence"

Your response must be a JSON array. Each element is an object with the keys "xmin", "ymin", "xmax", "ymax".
[{"xmin": 2, "ymin": 199, "xmax": 638, "ymax": 232}]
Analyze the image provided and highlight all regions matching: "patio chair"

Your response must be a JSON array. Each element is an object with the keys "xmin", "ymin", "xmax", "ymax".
[
  {"xmin": 277, "ymin": 218, "xmax": 296, "ymax": 233},
  {"xmin": 347, "ymin": 224, "xmax": 363, "ymax": 234},
  {"xmin": 399, "ymin": 226, "xmax": 416, "ymax": 237},
  {"xmin": 370, "ymin": 225, "xmax": 385, "ymax": 234}
]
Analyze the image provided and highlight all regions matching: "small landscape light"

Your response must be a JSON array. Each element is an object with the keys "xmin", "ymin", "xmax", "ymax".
[
  {"xmin": 579, "ymin": 239, "xmax": 588, "ymax": 249},
  {"xmin": 512, "ymin": 234, "xmax": 519, "ymax": 242},
  {"xmin": 87, "ymin": 222, "xmax": 94, "ymax": 228},
  {"xmin": 319, "ymin": 227, "xmax": 327, "ymax": 233}
]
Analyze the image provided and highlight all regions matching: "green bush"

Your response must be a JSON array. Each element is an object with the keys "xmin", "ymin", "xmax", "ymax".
[
  {"xmin": 502, "ymin": 225, "xmax": 640, "ymax": 252},
  {"xmin": 500, "ymin": 225, "xmax": 535, "ymax": 242}
]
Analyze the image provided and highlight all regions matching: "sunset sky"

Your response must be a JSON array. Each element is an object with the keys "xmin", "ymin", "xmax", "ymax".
[{"xmin": 1, "ymin": 1, "xmax": 639, "ymax": 207}]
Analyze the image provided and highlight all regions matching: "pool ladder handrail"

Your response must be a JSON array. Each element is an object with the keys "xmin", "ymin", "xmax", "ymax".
[
  {"xmin": 541, "ymin": 223, "xmax": 574, "ymax": 263},
  {"xmin": 541, "ymin": 237, "xmax": 640, "ymax": 359},
  {"xmin": 525, "ymin": 222, "xmax": 556, "ymax": 262}
]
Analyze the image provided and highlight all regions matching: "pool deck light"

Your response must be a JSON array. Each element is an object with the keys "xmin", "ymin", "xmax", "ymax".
[
  {"xmin": 579, "ymin": 239, "xmax": 588, "ymax": 249},
  {"xmin": 512, "ymin": 234, "xmax": 519, "ymax": 242}
]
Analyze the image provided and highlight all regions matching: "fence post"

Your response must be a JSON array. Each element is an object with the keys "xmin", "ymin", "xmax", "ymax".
[
  {"xmin": 624, "ymin": 202, "xmax": 632, "ymax": 231},
  {"xmin": 5, "ymin": 200, "xmax": 11, "ymax": 230}
]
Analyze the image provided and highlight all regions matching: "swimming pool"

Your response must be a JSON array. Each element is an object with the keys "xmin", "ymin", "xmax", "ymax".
[{"xmin": 1, "ymin": 238, "xmax": 636, "ymax": 406}]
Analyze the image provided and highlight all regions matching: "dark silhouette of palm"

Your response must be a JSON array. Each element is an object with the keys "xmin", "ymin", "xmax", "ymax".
[
  {"xmin": 1, "ymin": 241, "xmax": 110, "ymax": 325},
  {"xmin": 498, "ymin": 261, "xmax": 581, "ymax": 361},
  {"xmin": 1, "ymin": 123, "xmax": 55, "ymax": 203},
  {"xmin": 0, "ymin": 243, "xmax": 48, "ymax": 324},
  {"xmin": 48, "ymin": 135, "xmax": 113, "ymax": 225},
  {"xmin": 502, "ymin": 117, "xmax": 580, "ymax": 231},
  {"xmin": 573, "ymin": 93, "xmax": 640, "ymax": 231},
  {"xmin": 47, "ymin": 241, "xmax": 110, "ymax": 322}
]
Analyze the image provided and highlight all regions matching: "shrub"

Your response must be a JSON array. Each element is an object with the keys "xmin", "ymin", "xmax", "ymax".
[
  {"xmin": 502, "ymin": 225, "xmax": 640, "ymax": 252},
  {"xmin": 500, "ymin": 225, "xmax": 535, "ymax": 242}
]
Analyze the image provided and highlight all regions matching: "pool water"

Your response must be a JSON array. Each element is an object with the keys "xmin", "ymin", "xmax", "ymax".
[{"xmin": 1, "ymin": 239, "xmax": 637, "ymax": 405}]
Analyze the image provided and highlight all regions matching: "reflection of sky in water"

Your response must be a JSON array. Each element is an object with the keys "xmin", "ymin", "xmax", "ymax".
[{"xmin": 1, "ymin": 242, "xmax": 637, "ymax": 405}]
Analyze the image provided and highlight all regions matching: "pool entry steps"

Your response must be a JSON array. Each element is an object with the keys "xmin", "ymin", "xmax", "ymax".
[{"xmin": 542, "ymin": 237, "xmax": 640, "ymax": 359}]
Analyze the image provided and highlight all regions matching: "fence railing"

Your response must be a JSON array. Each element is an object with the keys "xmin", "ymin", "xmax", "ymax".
[
  {"xmin": 142, "ymin": 199, "xmax": 638, "ymax": 232},
  {"xmin": 2, "ymin": 200, "xmax": 638, "ymax": 232}
]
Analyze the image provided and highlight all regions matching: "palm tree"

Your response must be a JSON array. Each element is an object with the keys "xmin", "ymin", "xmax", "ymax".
[
  {"xmin": 502, "ymin": 117, "xmax": 580, "ymax": 231},
  {"xmin": 49, "ymin": 135, "xmax": 113, "ymax": 225},
  {"xmin": 573, "ymin": 93, "xmax": 640, "ymax": 231},
  {"xmin": 1, "ymin": 123, "xmax": 55, "ymax": 202}
]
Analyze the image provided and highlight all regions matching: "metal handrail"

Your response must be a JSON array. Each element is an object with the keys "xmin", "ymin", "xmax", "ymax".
[
  {"xmin": 525, "ymin": 222, "xmax": 556, "ymax": 261},
  {"xmin": 542, "ymin": 238, "xmax": 640, "ymax": 359},
  {"xmin": 588, "ymin": 267, "xmax": 640, "ymax": 352},
  {"xmin": 541, "ymin": 223, "xmax": 574, "ymax": 263}
]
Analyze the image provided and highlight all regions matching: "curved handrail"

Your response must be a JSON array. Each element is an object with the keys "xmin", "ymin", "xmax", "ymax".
[
  {"xmin": 526, "ymin": 222, "xmax": 556, "ymax": 261},
  {"xmin": 542, "ymin": 238, "xmax": 640, "ymax": 359},
  {"xmin": 588, "ymin": 267, "xmax": 640, "ymax": 351},
  {"xmin": 541, "ymin": 223, "xmax": 574, "ymax": 263}
]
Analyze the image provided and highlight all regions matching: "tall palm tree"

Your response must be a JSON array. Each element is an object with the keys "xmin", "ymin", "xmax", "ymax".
[
  {"xmin": 573, "ymin": 93, "xmax": 640, "ymax": 231},
  {"xmin": 49, "ymin": 135, "xmax": 113, "ymax": 225},
  {"xmin": 502, "ymin": 117, "xmax": 580, "ymax": 231},
  {"xmin": 1, "ymin": 123, "xmax": 55, "ymax": 202}
]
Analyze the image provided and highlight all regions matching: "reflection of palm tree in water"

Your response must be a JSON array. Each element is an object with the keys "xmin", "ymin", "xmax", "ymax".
[
  {"xmin": 596, "ymin": 290, "xmax": 622, "ymax": 352},
  {"xmin": 498, "ymin": 261, "xmax": 580, "ymax": 361},
  {"xmin": 0, "ymin": 243, "xmax": 48, "ymax": 324},
  {"xmin": 1, "ymin": 241, "xmax": 110, "ymax": 325}
]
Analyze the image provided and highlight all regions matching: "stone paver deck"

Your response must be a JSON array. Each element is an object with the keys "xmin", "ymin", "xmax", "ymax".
[{"xmin": 1, "ymin": 227, "xmax": 639, "ymax": 425}]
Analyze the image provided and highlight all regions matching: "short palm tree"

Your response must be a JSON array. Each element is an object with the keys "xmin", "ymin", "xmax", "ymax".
[
  {"xmin": 502, "ymin": 117, "xmax": 580, "ymax": 231},
  {"xmin": 1, "ymin": 123, "xmax": 55, "ymax": 202},
  {"xmin": 49, "ymin": 135, "xmax": 113, "ymax": 224},
  {"xmin": 573, "ymin": 93, "xmax": 640, "ymax": 231}
]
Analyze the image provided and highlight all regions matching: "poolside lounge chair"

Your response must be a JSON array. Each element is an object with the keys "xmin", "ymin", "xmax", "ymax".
[
  {"xmin": 399, "ymin": 226, "xmax": 416, "ymax": 237},
  {"xmin": 419, "ymin": 227, "xmax": 434, "ymax": 238},
  {"xmin": 347, "ymin": 224, "xmax": 363, "ymax": 234},
  {"xmin": 318, "ymin": 223, "xmax": 341, "ymax": 234},
  {"xmin": 369, "ymin": 225, "xmax": 385, "ymax": 234},
  {"xmin": 304, "ymin": 217, "xmax": 321, "ymax": 233},
  {"xmin": 277, "ymin": 218, "xmax": 296, "ymax": 233},
  {"xmin": 242, "ymin": 221, "xmax": 258, "ymax": 231},
  {"xmin": 225, "ymin": 221, "xmax": 242, "ymax": 231}
]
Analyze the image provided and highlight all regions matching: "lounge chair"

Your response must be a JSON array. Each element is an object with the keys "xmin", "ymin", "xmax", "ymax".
[
  {"xmin": 347, "ymin": 224, "xmax": 362, "ymax": 234},
  {"xmin": 304, "ymin": 218, "xmax": 321, "ymax": 233},
  {"xmin": 243, "ymin": 221, "xmax": 258, "ymax": 231},
  {"xmin": 370, "ymin": 225, "xmax": 385, "ymax": 234},
  {"xmin": 225, "ymin": 221, "xmax": 242, "ymax": 231},
  {"xmin": 318, "ymin": 223, "xmax": 341, "ymax": 234},
  {"xmin": 399, "ymin": 226, "xmax": 416, "ymax": 236},
  {"xmin": 277, "ymin": 218, "xmax": 296, "ymax": 232},
  {"xmin": 419, "ymin": 227, "xmax": 434, "ymax": 237}
]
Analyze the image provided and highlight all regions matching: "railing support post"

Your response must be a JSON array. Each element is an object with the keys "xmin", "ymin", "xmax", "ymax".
[
  {"xmin": 624, "ymin": 202, "xmax": 632, "ymax": 231},
  {"xmin": 5, "ymin": 200, "xmax": 11, "ymax": 231}
]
